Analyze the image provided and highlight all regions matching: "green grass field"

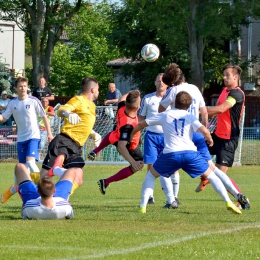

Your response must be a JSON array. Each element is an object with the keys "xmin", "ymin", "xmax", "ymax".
[{"xmin": 0, "ymin": 163, "xmax": 259, "ymax": 260}]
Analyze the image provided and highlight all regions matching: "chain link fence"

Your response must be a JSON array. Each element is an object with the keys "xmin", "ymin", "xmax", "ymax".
[{"xmin": 1, "ymin": 105, "xmax": 259, "ymax": 165}]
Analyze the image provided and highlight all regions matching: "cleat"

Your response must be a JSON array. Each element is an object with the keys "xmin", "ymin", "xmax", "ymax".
[
  {"xmin": 97, "ymin": 179, "xmax": 107, "ymax": 195},
  {"xmin": 139, "ymin": 206, "xmax": 146, "ymax": 214},
  {"xmin": 1, "ymin": 185, "xmax": 15, "ymax": 204},
  {"xmin": 237, "ymin": 193, "xmax": 250, "ymax": 210},
  {"xmin": 148, "ymin": 197, "xmax": 155, "ymax": 204},
  {"xmin": 175, "ymin": 197, "xmax": 181, "ymax": 206},
  {"xmin": 227, "ymin": 201, "xmax": 242, "ymax": 214},
  {"xmin": 195, "ymin": 178, "xmax": 210, "ymax": 192},
  {"xmin": 48, "ymin": 154, "xmax": 65, "ymax": 177},
  {"xmin": 162, "ymin": 200, "xmax": 179, "ymax": 209},
  {"xmin": 88, "ymin": 151, "xmax": 96, "ymax": 161},
  {"xmin": 235, "ymin": 201, "xmax": 242, "ymax": 210}
]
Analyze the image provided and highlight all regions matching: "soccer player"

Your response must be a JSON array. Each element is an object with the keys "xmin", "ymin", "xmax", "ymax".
[
  {"xmin": 40, "ymin": 76, "xmax": 99, "ymax": 196},
  {"xmin": 15, "ymin": 163, "xmax": 74, "ymax": 219},
  {"xmin": 131, "ymin": 91, "xmax": 241, "ymax": 214},
  {"xmin": 195, "ymin": 65, "xmax": 245, "ymax": 194},
  {"xmin": 97, "ymin": 90, "xmax": 144, "ymax": 194},
  {"xmin": 159, "ymin": 63, "xmax": 249, "ymax": 210},
  {"xmin": 138, "ymin": 73, "xmax": 180, "ymax": 206},
  {"xmin": 0, "ymin": 76, "xmax": 53, "ymax": 203}
]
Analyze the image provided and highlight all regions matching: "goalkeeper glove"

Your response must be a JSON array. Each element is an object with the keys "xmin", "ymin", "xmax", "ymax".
[
  {"xmin": 90, "ymin": 130, "xmax": 102, "ymax": 147},
  {"xmin": 64, "ymin": 111, "xmax": 81, "ymax": 125}
]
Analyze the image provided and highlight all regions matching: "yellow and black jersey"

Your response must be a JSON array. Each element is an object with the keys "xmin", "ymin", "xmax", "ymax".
[{"xmin": 58, "ymin": 94, "xmax": 96, "ymax": 146}]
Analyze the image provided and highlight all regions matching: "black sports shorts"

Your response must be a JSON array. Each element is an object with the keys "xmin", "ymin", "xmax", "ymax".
[
  {"xmin": 208, "ymin": 133, "xmax": 238, "ymax": 167},
  {"xmin": 42, "ymin": 133, "xmax": 85, "ymax": 170}
]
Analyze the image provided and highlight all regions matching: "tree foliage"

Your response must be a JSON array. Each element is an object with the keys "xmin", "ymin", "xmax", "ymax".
[
  {"xmin": 0, "ymin": 0, "xmax": 83, "ymax": 89},
  {"xmin": 0, "ymin": 54, "xmax": 12, "ymax": 95},
  {"xmin": 49, "ymin": 2, "xmax": 122, "ymax": 98},
  {"xmin": 111, "ymin": 0, "xmax": 260, "ymax": 93}
]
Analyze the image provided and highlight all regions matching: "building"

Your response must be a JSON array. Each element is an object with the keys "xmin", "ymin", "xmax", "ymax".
[{"xmin": 0, "ymin": 20, "xmax": 25, "ymax": 76}]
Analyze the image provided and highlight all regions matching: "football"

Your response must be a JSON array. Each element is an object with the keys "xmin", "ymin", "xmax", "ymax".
[{"xmin": 141, "ymin": 44, "xmax": 160, "ymax": 62}]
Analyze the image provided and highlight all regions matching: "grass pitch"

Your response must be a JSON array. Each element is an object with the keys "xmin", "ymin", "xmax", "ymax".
[{"xmin": 0, "ymin": 163, "xmax": 259, "ymax": 260}]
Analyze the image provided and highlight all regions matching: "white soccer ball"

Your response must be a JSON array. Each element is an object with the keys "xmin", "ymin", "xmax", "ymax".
[{"xmin": 141, "ymin": 43, "xmax": 160, "ymax": 62}]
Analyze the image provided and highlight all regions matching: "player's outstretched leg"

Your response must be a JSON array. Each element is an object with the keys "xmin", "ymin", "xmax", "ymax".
[
  {"xmin": 206, "ymin": 172, "xmax": 241, "ymax": 214},
  {"xmin": 48, "ymin": 154, "xmax": 65, "ymax": 177},
  {"xmin": 0, "ymin": 185, "xmax": 16, "ymax": 204},
  {"xmin": 237, "ymin": 193, "xmax": 250, "ymax": 210},
  {"xmin": 88, "ymin": 132, "xmax": 112, "ymax": 161},
  {"xmin": 195, "ymin": 176, "xmax": 210, "ymax": 192},
  {"xmin": 97, "ymin": 179, "xmax": 107, "ymax": 195}
]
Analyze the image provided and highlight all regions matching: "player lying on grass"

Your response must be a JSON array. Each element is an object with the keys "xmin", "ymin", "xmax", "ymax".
[
  {"xmin": 91, "ymin": 90, "xmax": 144, "ymax": 194},
  {"xmin": 15, "ymin": 163, "xmax": 75, "ymax": 220},
  {"xmin": 131, "ymin": 90, "xmax": 242, "ymax": 214}
]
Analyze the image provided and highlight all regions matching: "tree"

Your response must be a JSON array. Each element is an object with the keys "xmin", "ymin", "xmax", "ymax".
[
  {"xmin": 111, "ymin": 0, "xmax": 260, "ymax": 93},
  {"xmin": 0, "ymin": 0, "xmax": 83, "ymax": 89},
  {"xmin": 0, "ymin": 54, "xmax": 12, "ymax": 95},
  {"xmin": 49, "ymin": 2, "xmax": 122, "ymax": 98}
]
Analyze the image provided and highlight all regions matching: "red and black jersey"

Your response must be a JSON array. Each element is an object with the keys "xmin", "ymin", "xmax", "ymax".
[
  {"xmin": 109, "ymin": 101, "xmax": 140, "ymax": 150},
  {"xmin": 215, "ymin": 86, "xmax": 245, "ymax": 139}
]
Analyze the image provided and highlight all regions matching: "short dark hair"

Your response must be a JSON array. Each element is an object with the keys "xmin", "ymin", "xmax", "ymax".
[
  {"xmin": 15, "ymin": 77, "xmax": 28, "ymax": 88},
  {"xmin": 155, "ymin": 73, "xmax": 164, "ymax": 81},
  {"xmin": 126, "ymin": 90, "xmax": 140, "ymax": 108},
  {"xmin": 175, "ymin": 91, "xmax": 192, "ymax": 110},
  {"xmin": 162, "ymin": 63, "xmax": 185, "ymax": 86},
  {"xmin": 37, "ymin": 176, "xmax": 55, "ymax": 198},
  {"xmin": 81, "ymin": 77, "xmax": 98, "ymax": 92},
  {"xmin": 223, "ymin": 64, "xmax": 242, "ymax": 78}
]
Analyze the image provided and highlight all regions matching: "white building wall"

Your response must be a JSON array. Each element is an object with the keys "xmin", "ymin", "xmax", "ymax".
[{"xmin": 0, "ymin": 20, "xmax": 25, "ymax": 75}]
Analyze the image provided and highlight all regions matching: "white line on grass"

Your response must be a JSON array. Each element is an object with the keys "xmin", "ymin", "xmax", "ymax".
[{"xmin": 52, "ymin": 224, "xmax": 260, "ymax": 260}]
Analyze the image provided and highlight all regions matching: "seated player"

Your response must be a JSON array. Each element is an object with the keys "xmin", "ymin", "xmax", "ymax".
[{"xmin": 15, "ymin": 163, "xmax": 75, "ymax": 219}]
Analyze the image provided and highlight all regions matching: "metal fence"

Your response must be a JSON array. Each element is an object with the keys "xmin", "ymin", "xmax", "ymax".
[{"xmin": 1, "ymin": 105, "xmax": 260, "ymax": 165}]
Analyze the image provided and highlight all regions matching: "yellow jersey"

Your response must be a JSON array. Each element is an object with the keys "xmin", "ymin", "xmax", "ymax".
[{"xmin": 58, "ymin": 94, "xmax": 96, "ymax": 146}]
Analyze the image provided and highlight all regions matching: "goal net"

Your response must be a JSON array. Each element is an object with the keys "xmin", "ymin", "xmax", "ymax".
[{"xmin": 40, "ymin": 105, "xmax": 245, "ymax": 166}]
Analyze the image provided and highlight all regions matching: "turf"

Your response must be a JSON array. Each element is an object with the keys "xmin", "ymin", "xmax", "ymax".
[{"xmin": 0, "ymin": 163, "xmax": 259, "ymax": 260}]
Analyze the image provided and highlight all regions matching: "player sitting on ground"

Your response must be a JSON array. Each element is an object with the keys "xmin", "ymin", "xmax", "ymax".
[
  {"xmin": 131, "ymin": 91, "xmax": 242, "ymax": 214},
  {"xmin": 15, "ymin": 163, "xmax": 75, "ymax": 219}
]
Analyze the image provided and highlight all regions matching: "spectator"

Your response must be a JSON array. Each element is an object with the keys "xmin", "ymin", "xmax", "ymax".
[
  {"xmin": 104, "ymin": 83, "xmax": 122, "ymax": 106},
  {"xmin": 0, "ymin": 91, "xmax": 12, "ymax": 126},
  {"xmin": 32, "ymin": 77, "xmax": 55, "ymax": 101},
  {"xmin": 39, "ymin": 98, "xmax": 55, "ymax": 152}
]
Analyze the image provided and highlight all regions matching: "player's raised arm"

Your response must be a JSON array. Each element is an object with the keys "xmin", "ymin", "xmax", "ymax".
[
  {"xmin": 196, "ymin": 125, "xmax": 213, "ymax": 147},
  {"xmin": 130, "ymin": 120, "xmax": 148, "ymax": 141}
]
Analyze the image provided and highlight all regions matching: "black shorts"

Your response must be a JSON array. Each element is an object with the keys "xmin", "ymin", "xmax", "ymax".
[
  {"xmin": 208, "ymin": 133, "xmax": 238, "ymax": 167},
  {"xmin": 114, "ymin": 143, "xmax": 143, "ymax": 161},
  {"xmin": 42, "ymin": 133, "xmax": 85, "ymax": 171}
]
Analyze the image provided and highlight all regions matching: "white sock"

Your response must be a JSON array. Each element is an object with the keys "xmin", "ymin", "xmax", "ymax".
[
  {"xmin": 26, "ymin": 160, "xmax": 40, "ymax": 173},
  {"xmin": 213, "ymin": 167, "xmax": 239, "ymax": 199},
  {"xmin": 160, "ymin": 176, "xmax": 175, "ymax": 204},
  {"xmin": 171, "ymin": 171, "xmax": 180, "ymax": 198},
  {"xmin": 206, "ymin": 172, "xmax": 232, "ymax": 203},
  {"xmin": 10, "ymin": 185, "xmax": 17, "ymax": 194},
  {"xmin": 53, "ymin": 167, "xmax": 66, "ymax": 178},
  {"xmin": 140, "ymin": 171, "xmax": 156, "ymax": 207}
]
